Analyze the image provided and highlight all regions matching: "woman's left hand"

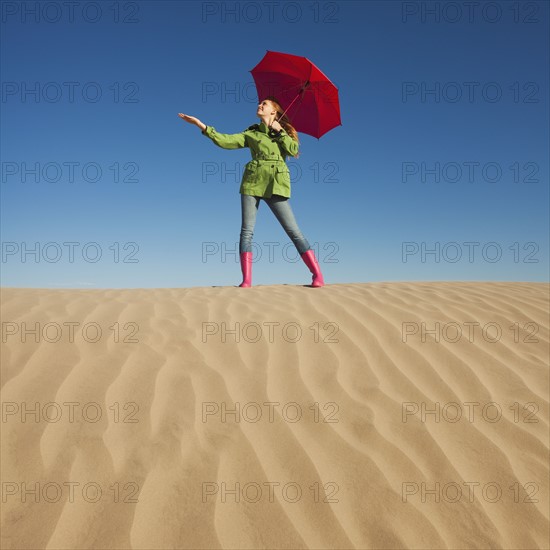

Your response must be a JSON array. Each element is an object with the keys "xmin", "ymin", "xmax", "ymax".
[{"xmin": 270, "ymin": 119, "xmax": 282, "ymax": 131}]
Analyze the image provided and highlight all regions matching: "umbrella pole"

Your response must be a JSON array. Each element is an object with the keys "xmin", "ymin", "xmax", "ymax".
[{"xmin": 277, "ymin": 81, "xmax": 310, "ymax": 123}]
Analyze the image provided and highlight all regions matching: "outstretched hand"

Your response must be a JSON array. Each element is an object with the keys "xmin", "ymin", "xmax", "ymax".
[{"xmin": 178, "ymin": 113, "xmax": 206, "ymax": 131}]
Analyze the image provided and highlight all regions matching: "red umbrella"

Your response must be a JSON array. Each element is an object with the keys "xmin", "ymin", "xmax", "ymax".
[{"xmin": 250, "ymin": 50, "xmax": 341, "ymax": 139}]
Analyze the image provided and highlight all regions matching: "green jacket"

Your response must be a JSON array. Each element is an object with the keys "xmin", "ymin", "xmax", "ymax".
[{"xmin": 201, "ymin": 120, "xmax": 299, "ymax": 198}]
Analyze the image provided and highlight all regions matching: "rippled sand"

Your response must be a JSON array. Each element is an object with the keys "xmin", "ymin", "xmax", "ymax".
[{"xmin": 1, "ymin": 282, "xmax": 548, "ymax": 549}]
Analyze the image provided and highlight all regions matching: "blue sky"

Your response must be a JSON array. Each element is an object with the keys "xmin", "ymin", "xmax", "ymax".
[{"xmin": 1, "ymin": 0, "xmax": 548, "ymax": 288}]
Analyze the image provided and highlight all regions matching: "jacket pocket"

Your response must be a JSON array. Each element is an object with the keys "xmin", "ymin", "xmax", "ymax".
[
  {"xmin": 243, "ymin": 163, "xmax": 257, "ymax": 182},
  {"xmin": 275, "ymin": 165, "xmax": 290, "ymax": 185}
]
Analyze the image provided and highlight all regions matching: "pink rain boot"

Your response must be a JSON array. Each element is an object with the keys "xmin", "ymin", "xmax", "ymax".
[
  {"xmin": 239, "ymin": 251, "xmax": 252, "ymax": 287},
  {"xmin": 300, "ymin": 249, "xmax": 325, "ymax": 287}
]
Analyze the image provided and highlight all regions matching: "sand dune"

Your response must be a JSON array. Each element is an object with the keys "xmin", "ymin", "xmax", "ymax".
[{"xmin": 1, "ymin": 282, "xmax": 548, "ymax": 549}]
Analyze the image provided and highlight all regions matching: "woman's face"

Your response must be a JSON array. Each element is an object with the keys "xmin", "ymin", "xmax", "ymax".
[{"xmin": 257, "ymin": 100, "xmax": 275, "ymax": 117}]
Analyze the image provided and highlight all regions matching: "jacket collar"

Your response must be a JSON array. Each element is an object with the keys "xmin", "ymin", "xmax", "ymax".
[{"xmin": 258, "ymin": 121, "xmax": 269, "ymax": 133}]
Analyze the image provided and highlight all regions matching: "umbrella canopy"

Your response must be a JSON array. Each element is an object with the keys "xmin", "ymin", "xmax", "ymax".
[{"xmin": 250, "ymin": 50, "xmax": 341, "ymax": 139}]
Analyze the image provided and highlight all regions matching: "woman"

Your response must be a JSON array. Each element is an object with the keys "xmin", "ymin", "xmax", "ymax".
[{"xmin": 178, "ymin": 97, "xmax": 324, "ymax": 288}]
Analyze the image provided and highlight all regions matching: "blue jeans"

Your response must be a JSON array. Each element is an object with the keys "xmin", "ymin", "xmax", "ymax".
[{"xmin": 240, "ymin": 194, "xmax": 311, "ymax": 255}]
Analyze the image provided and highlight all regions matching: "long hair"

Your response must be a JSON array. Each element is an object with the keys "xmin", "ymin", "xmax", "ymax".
[{"xmin": 264, "ymin": 96, "xmax": 300, "ymax": 158}]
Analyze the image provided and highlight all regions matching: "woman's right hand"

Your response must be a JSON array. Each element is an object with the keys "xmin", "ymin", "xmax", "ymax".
[{"xmin": 178, "ymin": 113, "xmax": 206, "ymax": 131}]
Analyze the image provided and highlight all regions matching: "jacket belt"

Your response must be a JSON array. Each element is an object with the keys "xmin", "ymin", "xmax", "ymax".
[{"xmin": 252, "ymin": 154, "xmax": 285, "ymax": 161}]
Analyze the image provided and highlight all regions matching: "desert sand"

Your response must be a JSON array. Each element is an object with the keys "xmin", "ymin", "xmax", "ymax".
[{"xmin": 1, "ymin": 281, "xmax": 548, "ymax": 549}]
